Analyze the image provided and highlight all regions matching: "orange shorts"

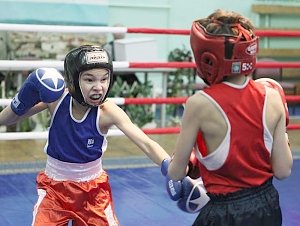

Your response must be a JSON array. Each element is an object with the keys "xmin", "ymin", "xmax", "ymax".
[{"xmin": 32, "ymin": 171, "xmax": 119, "ymax": 226}]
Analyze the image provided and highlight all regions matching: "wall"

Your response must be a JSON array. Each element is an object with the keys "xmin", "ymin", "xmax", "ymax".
[
  {"xmin": 0, "ymin": 0, "xmax": 109, "ymax": 25},
  {"xmin": 107, "ymin": 0, "xmax": 255, "ymax": 61},
  {"xmin": 106, "ymin": 0, "xmax": 300, "ymax": 60}
]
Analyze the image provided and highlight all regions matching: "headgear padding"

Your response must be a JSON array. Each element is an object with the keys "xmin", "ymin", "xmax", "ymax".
[
  {"xmin": 64, "ymin": 45, "xmax": 113, "ymax": 106},
  {"xmin": 190, "ymin": 21, "xmax": 258, "ymax": 85}
]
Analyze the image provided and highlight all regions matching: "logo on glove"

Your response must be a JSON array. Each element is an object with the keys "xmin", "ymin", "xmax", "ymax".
[
  {"xmin": 168, "ymin": 180, "xmax": 178, "ymax": 197},
  {"xmin": 36, "ymin": 68, "xmax": 65, "ymax": 92}
]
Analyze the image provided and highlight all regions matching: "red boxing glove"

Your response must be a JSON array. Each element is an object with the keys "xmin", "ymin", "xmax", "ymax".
[
  {"xmin": 255, "ymin": 78, "xmax": 289, "ymax": 126},
  {"xmin": 187, "ymin": 148, "xmax": 201, "ymax": 179}
]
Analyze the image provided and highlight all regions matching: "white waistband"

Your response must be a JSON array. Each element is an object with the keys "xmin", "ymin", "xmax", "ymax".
[{"xmin": 45, "ymin": 155, "xmax": 103, "ymax": 182}]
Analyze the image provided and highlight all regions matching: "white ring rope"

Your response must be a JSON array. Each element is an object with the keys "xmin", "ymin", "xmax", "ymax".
[
  {"xmin": 0, "ymin": 23, "xmax": 128, "ymax": 34},
  {"xmin": 0, "ymin": 98, "xmax": 126, "ymax": 107},
  {"xmin": 0, "ymin": 60, "xmax": 130, "ymax": 71},
  {"xmin": 0, "ymin": 129, "xmax": 125, "ymax": 141}
]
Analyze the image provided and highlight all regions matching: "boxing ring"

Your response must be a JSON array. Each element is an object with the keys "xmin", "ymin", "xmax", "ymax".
[{"xmin": 0, "ymin": 24, "xmax": 300, "ymax": 226}]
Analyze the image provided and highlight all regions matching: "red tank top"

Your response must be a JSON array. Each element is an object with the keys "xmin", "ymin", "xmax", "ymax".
[{"xmin": 196, "ymin": 79, "xmax": 273, "ymax": 194}]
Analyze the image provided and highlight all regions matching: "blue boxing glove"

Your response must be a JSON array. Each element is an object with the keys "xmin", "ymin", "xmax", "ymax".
[
  {"xmin": 177, "ymin": 176, "xmax": 210, "ymax": 213},
  {"xmin": 11, "ymin": 68, "xmax": 65, "ymax": 115},
  {"xmin": 161, "ymin": 158, "xmax": 183, "ymax": 201}
]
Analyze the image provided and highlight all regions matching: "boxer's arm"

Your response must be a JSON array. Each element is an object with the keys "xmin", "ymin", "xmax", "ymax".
[
  {"xmin": 161, "ymin": 158, "xmax": 183, "ymax": 201},
  {"xmin": 102, "ymin": 100, "xmax": 170, "ymax": 166},
  {"xmin": 168, "ymin": 95, "xmax": 202, "ymax": 181},
  {"xmin": 271, "ymin": 92, "xmax": 293, "ymax": 180},
  {"xmin": 0, "ymin": 102, "xmax": 47, "ymax": 126},
  {"xmin": 255, "ymin": 78, "xmax": 292, "ymax": 179}
]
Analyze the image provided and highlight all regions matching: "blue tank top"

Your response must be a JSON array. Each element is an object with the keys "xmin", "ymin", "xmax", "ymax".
[{"xmin": 45, "ymin": 93, "xmax": 107, "ymax": 163}]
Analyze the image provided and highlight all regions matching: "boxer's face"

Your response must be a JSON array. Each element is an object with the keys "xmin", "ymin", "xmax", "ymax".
[{"xmin": 79, "ymin": 68, "xmax": 110, "ymax": 106}]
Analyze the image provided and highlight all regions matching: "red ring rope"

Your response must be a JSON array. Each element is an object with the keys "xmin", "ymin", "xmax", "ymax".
[
  {"xmin": 124, "ymin": 97, "xmax": 188, "ymax": 105},
  {"xmin": 141, "ymin": 125, "xmax": 300, "ymax": 134},
  {"xmin": 129, "ymin": 62, "xmax": 196, "ymax": 68},
  {"xmin": 256, "ymin": 62, "xmax": 300, "ymax": 69},
  {"xmin": 287, "ymin": 124, "xmax": 300, "ymax": 130},
  {"xmin": 127, "ymin": 27, "xmax": 300, "ymax": 37},
  {"xmin": 123, "ymin": 96, "xmax": 300, "ymax": 105},
  {"xmin": 128, "ymin": 61, "xmax": 300, "ymax": 69},
  {"xmin": 256, "ymin": 30, "xmax": 300, "ymax": 38},
  {"xmin": 286, "ymin": 96, "xmax": 300, "ymax": 103},
  {"xmin": 127, "ymin": 28, "xmax": 190, "ymax": 35},
  {"xmin": 142, "ymin": 127, "xmax": 180, "ymax": 134}
]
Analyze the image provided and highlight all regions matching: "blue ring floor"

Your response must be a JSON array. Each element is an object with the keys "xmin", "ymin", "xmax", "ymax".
[{"xmin": 0, "ymin": 159, "xmax": 299, "ymax": 226}]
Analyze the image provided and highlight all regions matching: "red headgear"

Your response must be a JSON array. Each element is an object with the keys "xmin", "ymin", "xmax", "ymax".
[{"xmin": 190, "ymin": 21, "xmax": 259, "ymax": 85}]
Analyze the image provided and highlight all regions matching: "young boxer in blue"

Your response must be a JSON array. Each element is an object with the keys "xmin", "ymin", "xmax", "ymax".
[{"xmin": 0, "ymin": 45, "xmax": 170, "ymax": 226}]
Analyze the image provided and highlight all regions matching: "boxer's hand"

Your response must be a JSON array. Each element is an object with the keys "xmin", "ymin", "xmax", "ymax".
[{"xmin": 11, "ymin": 68, "xmax": 65, "ymax": 115}]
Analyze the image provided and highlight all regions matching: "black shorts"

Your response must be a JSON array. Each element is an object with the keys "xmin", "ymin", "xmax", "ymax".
[{"xmin": 192, "ymin": 178, "xmax": 282, "ymax": 226}]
